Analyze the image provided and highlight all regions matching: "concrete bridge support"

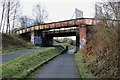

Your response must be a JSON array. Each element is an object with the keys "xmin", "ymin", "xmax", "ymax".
[
  {"xmin": 30, "ymin": 30, "xmax": 53, "ymax": 46},
  {"xmin": 30, "ymin": 30, "xmax": 43, "ymax": 46},
  {"xmin": 76, "ymin": 26, "xmax": 86, "ymax": 51},
  {"xmin": 76, "ymin": 27, "xmax": 80, "ymax": 51},
  {"xmin": 42, "ymin": 36, "xmax": 53, "ymax": 47},
  {"xmin": 31, "ymin": 31, "xmax": 34, "ymax": 45},
  {"xmin": 79, "ymin": 27, "xmax": 86, "ymax": 49}
]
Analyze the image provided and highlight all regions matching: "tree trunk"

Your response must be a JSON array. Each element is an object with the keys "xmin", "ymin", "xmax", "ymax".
[
  {"xmin": 6, "ymin": 0, "xmax": 10, "ymax": 34},
  {"xmin": 12, "ymin": 5, "xmax": 17, "ymax": 34},
  {"xmin": 0, "ymin": 0, "xmax": 5, "ymax": 32}
]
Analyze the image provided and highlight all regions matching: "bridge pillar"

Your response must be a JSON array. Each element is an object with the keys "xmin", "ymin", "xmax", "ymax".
[
  {"xmin": 30, "ymin": 30, "xmax": 42, "ymax": 46},
  {"xmin": 42, "ymin": 35, "xmax": 53, "ymax": 47},
  {"xmin": 31, "ymin": 31, "xmax": 34, "ymax": 45},
  {"xmin": 76, "ymin": 26, "xmax": 86, "ymax": 51},
  {"xmin": 76, "ymin": 27, "xmax": 80, "ymax": 51},
  {"xmin": 30, "ymin": 30, "xmax": 53, "ymax": 46},
  {"xmin": 79, "ymin": 27, "xmax": 86, "ymax": 49}
]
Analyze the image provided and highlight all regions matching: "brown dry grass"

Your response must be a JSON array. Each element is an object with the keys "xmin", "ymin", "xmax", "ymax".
[
  {"xmin": 2, "ymin": 34, "xmax": 33, "ymax": 51},
  {"xmin": 83, "ymin": 23, "xmax": 120, "ymax": 78}
]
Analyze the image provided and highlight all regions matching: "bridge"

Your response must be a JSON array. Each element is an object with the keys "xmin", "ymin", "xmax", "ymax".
[{"xmin": 15, "ymin": 18, "xmax": 95, "ymax": 51}]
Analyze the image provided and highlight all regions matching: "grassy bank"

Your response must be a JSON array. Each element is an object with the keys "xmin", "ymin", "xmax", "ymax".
[
  {"xmin": 2, "ymin": 34, "xmax": 33, "ymax": 56},
  {"xmin": 2, "ymin": 47, "xmax": 61, "ymax": 78},
  {"xmin": 75, "ymin": 51, "xmax": 95, "ymax": 78},
  {"xmin": 2, "ymin": 47, "xmax": 31, "ymax": 56}
]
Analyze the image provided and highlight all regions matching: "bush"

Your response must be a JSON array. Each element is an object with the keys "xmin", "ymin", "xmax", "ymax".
[{"xmin": 84, "ymin": 22, "xmax": 119, "ymax": 78}]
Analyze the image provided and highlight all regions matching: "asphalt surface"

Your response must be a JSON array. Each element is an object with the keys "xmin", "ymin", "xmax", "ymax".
[
  {"xmin": 2, "ymin": 48, "xmax": 44, "ymax": 63},
  {"xmin": 34, "ymin": 48, "xmax": 80, "ymax": 78}
]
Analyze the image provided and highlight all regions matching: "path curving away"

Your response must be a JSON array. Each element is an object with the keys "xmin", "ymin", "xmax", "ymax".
[
  {"xmin": 2, "ymin": 48, "xmax": 45, "ymax": 63},
  {"xmin": 34, "ymin": 48, "xmax": 81, "ymax": 78}
]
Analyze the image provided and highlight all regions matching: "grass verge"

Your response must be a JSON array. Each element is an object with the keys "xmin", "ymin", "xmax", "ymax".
[
  {"xmin": 2, "ymin": 47, "xmax": 62, "ymax": 78},
  {"xmin": 2, "ymin": 47, "xmax": 31, "ymax": 56},
  {"xmin": 2, "ymin": 33, "xmax": 33, "ymax": 56},
  {"xmin": 75, "ymin": 51, "xmax": 95, "ymax": 78}
]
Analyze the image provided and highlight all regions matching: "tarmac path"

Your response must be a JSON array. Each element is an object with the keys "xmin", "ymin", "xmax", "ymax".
[
  {"xmin": 34, "ymin": 48, "xmax": 80, "ymax": 78},
  {"xmin": 2, "ymin": 48, "xmax": 45, "ymax": 63}
]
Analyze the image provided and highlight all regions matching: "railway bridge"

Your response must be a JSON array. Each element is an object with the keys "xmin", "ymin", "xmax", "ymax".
[{"xmin": 15, "ymin": 18, "xmax": 95, "ymax": 51}]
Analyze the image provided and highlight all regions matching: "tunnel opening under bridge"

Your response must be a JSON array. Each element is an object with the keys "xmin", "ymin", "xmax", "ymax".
[
  {"xmin": 20, "ymin": 26, "xmax": 87, "ymax": 52},
  {"xmin": 53, "ymin": 36, "xmax": 77, "ymax": 52},
  {"xmin": 41, "ymin": 29, "xmax": 81, "ymax": 52}
]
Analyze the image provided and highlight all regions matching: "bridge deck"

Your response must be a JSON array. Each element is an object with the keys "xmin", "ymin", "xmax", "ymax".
[{"xmin": 16, "ymin": 18, "xmax": 95, "ymax": 34}]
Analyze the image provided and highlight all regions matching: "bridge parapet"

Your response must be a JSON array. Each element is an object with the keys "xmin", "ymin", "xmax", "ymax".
[{"xmin": 16, "ymin": 18, "xmax": 95, "ymax": 34}]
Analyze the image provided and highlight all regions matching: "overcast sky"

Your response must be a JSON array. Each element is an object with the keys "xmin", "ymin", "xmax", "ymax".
[
  {"xmin": 20, "ymin": 0, "xmax": 98, "ymax": 22},
  {"xmin": 0, "ymin": 0, "xmax": 99, "ymax": 40},
  {"xmin": 20, "ymin": 0, "xmax": 97, "ymax": 40},
  {"xmin": 0, "ymin": 0, "xmax": 118, "ymax": 40}
]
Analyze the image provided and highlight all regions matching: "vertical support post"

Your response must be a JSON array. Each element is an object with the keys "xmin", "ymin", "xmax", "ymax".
[
  {"xmin": 79, "ymin": 26, "xmax": 86, "ymax": 49},
  {"xmin": 76, "ymin": 24, "xmax": 87, "ymax": 51},
  {"xmin": 31, "ymin": 30, "xmax": 43, "ymax": 46},
  {"xmin": 42, "ymin": 34, "xmax": 53, "ymax": 47},
  {"xmin": 48, "ymin": 36, "xmax": 53, "ymax": 46},
  {"xmin": 34, "ymin": 30, "xmax": 43, "ymax": 46},
  {"xmin": 31, "ymin": 31, "xmax": 34, "ymax": 46},
  {"xmin": 76, "ymin": 27, "xmax": 80, "ymax": 52}
]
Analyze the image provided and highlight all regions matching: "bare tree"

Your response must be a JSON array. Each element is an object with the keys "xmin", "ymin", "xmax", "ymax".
[
  {"xmin": 32, "ymin": 3, "xmax": 48, "ymax": 24},
  {"xmin": 11, "ymin": 0, "xmax": 20, "ymax": 33},
  {"xmin": 0, "ymin": 0, "xmax": 21, "ymax": 34},
  {"xmin": 94, "ymin": 1, "xmax": 120, "ymax": 78},
  {"xmin": 19, "ymin": 16, "xmax": 27, "ymax": 28},
  {"xmin": 95, "ymin": 1, "xmax": 120, "ymax": 23},
  {"xmin": 6, "ymin": 0, "xmax": 10, "ymax": 34},
  {"xmin": 0, "ymin": 0, "xmax": 6, "ymax": 32},
  {"xmin": 95, "ymin": 1, "xmax": 120, "ymax": 40}
]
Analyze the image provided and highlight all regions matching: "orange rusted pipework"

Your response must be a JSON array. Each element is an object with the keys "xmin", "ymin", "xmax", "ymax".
[{"xmin": 16, "ymin": 18, "xmax": 95, "ymax": 34}]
